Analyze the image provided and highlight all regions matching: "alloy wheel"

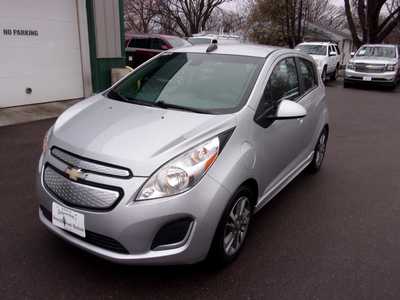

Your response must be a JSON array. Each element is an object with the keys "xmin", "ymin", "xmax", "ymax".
[
  {"xmin": 315, "ymin": 132, "xmax": 327, "ymax": 167},
  {"xmin": 223, "ymin": 196, "xmax": 251, "ymax": 256}
]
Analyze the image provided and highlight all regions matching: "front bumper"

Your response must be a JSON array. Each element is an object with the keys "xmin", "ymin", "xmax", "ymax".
[
  {"xmin": 37, "ymin": 153, "xmax": 232, "ymax": 265},
  {"xmin": 344, "ymin": 69, "xmax": 398, "ymax": 85}
]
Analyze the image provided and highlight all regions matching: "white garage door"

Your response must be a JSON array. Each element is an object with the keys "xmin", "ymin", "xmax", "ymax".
[{"xmin": 0, "ymin": 0, "xmax": 84, "ymax": 108}]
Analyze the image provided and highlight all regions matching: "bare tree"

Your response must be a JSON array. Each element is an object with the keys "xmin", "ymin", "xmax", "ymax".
[
  {"xmin": 248, "ymin": 0, "xmax": 308, "ymax": 47},
  {"xmin": 344, "ymin": 0, "xmax": 400, "ymax": 47},
  {"xmin": 155, "ymin": 0, "xmax": 231, "ymax": 36},
  {"xmin": 206, "ymin": 8, "xmax": 246, "ymax": 33},
  {"xmin": 124, "ymin": 0, "xmax": 157, "ymax": 33}
]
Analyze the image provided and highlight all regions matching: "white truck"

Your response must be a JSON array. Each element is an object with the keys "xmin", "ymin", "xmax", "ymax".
[{"xmin": 296, "ymin": 42, "xmax": 342, "ymax": 82}]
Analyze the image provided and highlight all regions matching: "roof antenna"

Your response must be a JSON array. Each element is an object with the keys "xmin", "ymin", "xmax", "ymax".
[{"xmin": 206, "ymin": 39, "xmax": 218, "ymax": 53}]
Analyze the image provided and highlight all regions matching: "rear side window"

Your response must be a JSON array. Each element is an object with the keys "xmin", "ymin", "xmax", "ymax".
[
  {"xmin": 297, "ymin": 58, "xmax": 318, "ymax": 92},
  {"xmin": 151, "ymin": 38, "xmax": 167, "ymax": 50},
  {"xmin": 129, "ymin": 38, "xmax": 150, "ymax": 49}
]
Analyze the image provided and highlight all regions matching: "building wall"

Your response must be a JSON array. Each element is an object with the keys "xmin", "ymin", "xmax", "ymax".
[{"xmin": 86, "ymin": 0, "xmax": 126, "ymax": 93}]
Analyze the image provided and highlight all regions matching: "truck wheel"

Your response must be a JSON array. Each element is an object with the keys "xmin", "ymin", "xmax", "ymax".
[
  {"xmin": 331, "ymin": 65, "xmax": 339, "ymax": 81},
  {"xmin": 321, "ymin": 67, "xmax": 327, "ymax": 83}
]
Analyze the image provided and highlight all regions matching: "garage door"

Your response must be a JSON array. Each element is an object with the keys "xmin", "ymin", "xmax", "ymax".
[{"xmin": 0, "ymin": 0, "xmax": 84, "ymax": 108}]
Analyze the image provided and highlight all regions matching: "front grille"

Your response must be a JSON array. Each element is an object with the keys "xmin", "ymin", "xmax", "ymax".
[
  {"xmin": 43, "ymin": 165, "xmax": 122, "ymax": 210},
  {"xmin": 355, "ymin": 63, "xmax": 386, "ymax": 73},
  {"xmin": 41, "ymin": 206, "xmax": 129, "ymax": 254},
  {"xmin": 51, "ymin": 147, "xmax": 132, "ymax": 178}
]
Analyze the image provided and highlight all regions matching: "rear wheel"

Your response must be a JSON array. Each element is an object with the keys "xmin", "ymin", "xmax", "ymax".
[
  {"xmin": 321, "ymin": 67, "xmax": 327, "ymax": 83},
  {"xmin": 308, "ymin": 128, "xmax": 328, "ymax": 173},
  {"xmin": 331, "ymin": 65, "xmax": 339, "ymax": 81},
  {"xmin": 343, "ymin": 80, "xmax": 351, "ymax": 88},
  {"xmin": 208, "ymin": 186, "xmax": 254, "ymax": 266}
]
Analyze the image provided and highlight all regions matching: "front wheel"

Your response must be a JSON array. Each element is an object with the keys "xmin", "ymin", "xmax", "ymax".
[
  {"xmin": 208, "ymin": 186, "xmax": 253, "ymax": 266},
  {"xmin": 308, "ymin": 128, "xmax": 328, "ymax": 173},
  {"xmin": 321, "ymin": 67, "xmax": 327, "ymax": 83}
]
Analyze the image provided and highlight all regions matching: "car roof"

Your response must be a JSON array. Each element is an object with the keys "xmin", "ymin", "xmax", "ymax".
[
  {"xmin": 361, "ymin": 44, "xmax": 397, "ymax": 48},
  {"xmin": 125, "ymin": 33, "xmax": 181, "ymax": 40},
  {"xmin": 297, "ymin": 42, "xmax": 334, "ymax": 46},
  {"xmin": 171, "ymin": 44, "xmax": 282, "ymax": 58}
]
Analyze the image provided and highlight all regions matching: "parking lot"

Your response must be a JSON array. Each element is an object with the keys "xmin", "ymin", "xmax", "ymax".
[{"xmin": 1, "ymin": 80, "xmax": 400, "ymax": 300}]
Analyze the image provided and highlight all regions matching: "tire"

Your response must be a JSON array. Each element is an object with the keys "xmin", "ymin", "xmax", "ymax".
[
  {"xmin": 331, "ymin": 65, "xmax": 339, "ymax": 81},
  {"xmin": 321, "ymin": 67, "xmax": 327, "ymax": 83},
  {"xmin": 308, "ymin": 128, "xmax": 329, "ymax": 173},
  {"xmin": 343, "ymin": 80, "xmax": 351, "ymax": 88},
  {"xmin": 208, "ymin": 185, "xmax": 254, "ymax": 266}
]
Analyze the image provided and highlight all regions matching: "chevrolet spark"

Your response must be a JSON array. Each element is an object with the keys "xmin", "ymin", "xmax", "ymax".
[{"xmin": 38, "ymin": 44, "xmax": 329, "ymax": 265}]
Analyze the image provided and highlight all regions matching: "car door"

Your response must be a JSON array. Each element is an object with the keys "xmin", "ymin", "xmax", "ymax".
[
  {"xmin": 295, "ymin": 57, "xmax": 322, "ymax": 153},
  {"xmin": 328, "ymin": 45, "xmax": 336, "ymax": 73},
  {"xmin": 126, "ymin": 37, "xmax": 152, "ymax": 68},
  {"xmin": 334, "ymin": 45, "xmax": 342, "ymax": 66},
  {"xmin": 253, "ymin": 57, "xmax": 307, "ymax": 198}
]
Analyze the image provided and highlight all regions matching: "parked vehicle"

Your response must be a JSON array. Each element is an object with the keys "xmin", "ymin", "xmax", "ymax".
[
  {"xmin": 344, "ymin": 44, "xmax": 400, "ymax": 88},
  {"xmin": 37, "ymin": 44, "xmax": 329, "ymax": 266},
  {"xmin": 125, "ymin": 33, "xmax": 190, "ymax": 68},
  {"xmin": 296, "ymin": 42, "xmax": 341, "ymax": 82}
]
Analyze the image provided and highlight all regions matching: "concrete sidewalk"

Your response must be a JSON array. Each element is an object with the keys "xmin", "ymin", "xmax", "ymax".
[{"xmin": 0, "ymin": 99, "xmax": 80, "ymax": 127}]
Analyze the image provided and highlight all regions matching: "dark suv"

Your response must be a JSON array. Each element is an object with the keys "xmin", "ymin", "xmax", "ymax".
[{"xmin": 125, "ymin": 33, "xmax": 190, "ymax": 68}]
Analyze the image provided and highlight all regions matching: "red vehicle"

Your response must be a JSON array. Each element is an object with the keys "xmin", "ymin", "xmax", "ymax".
[{"xmin": 125, "ymin": 33, "xmax": 191, "ymax": 68}]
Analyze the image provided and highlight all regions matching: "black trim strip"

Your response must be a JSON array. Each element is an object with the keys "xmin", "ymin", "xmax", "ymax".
[{"xmin": 51, "ymin": 146, "xmax": 133, "ymax": 179}]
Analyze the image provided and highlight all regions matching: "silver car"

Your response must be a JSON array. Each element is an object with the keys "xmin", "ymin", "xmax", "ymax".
[
  {"xmin": 37, "ymin": 44, "xmax": 329, "ymax": 265},
  {"xmin": 344, "ymin": 44, "xmax": 400, "ymax": 88}
]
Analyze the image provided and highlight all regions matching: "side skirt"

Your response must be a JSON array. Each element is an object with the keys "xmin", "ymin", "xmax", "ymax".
[{"xmin": 254, "ymin": 152, "xmax": 314, "ymax": 213}]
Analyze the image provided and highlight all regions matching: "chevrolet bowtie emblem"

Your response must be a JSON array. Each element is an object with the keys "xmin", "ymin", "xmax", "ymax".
[{"xmin": 65, "ymin": 167, "xmax": 83, "ymax": 181}]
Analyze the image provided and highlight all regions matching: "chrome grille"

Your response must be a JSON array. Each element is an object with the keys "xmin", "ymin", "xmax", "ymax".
[
  {"xmin": 43, "ymin": 166, "xmax": 121, "ymax": 209},
  {"xmin": 355, "ymin": 63, "xmax": 386, "ymax": 73},
  {"xmin": 51, "ymin": 147, "xmax": 131, "ymax": 178}
]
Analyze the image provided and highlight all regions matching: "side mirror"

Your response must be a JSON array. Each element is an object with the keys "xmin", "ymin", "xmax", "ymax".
[
  {"xmin": 161, "ymin": 45, "xmax": 169, "ymax": 50},
  {"xmin": 350, "ymin": 52, "xmax": 355, "ymax": 57},
  {"xmin": 274, "ymin": 100, "xmax": 307, "ymax": 120},
  {"xmin": 329, "ymin": 51, "xmax": 336, "ymax": 56}
]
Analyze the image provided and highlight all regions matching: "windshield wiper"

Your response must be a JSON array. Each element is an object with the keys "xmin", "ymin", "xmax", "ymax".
[{"xmin": 153, "ymin": 101, "xmax": 209, "ymax": 114}]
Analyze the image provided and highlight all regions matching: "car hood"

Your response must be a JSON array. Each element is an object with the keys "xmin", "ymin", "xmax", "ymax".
[
  {"xmin": 309, "ymin": 55, "xmax": 325, "ymax": 64},
  {"xmin": 50, "ymin": 94, "xmax": 237, "ymax": 176},
  {"xmin": 350, "ymin": 57, "xmax": 397, "ymax": 65}
]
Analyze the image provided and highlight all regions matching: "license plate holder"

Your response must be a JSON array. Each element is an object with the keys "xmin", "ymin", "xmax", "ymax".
[{"xmin": 52, "ymin": 202, "xmax": 86, "ymax": 237}]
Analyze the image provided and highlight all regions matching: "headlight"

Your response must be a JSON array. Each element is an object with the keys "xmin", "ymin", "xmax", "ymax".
[
  {"xmin": 136, "ymin": 131, "xmax": 233, "ymax": 201},
  {"xmin": 347, "ymin": 63, "xmax": 355, "ymax": 70},
  {"xmin": 386, "ymin": 64, "xmax": 396, "ymax": 72}
]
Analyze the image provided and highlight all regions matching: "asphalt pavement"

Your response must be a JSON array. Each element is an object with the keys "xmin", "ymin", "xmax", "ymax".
[{"xmin": 1, "ymin": 81, "xmax": 400, "ymax": 300}]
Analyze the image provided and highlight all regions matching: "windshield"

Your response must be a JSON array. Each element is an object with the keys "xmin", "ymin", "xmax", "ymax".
[
  {"xmin": 166, "ymin": 37, "xmax": 191, "ymax": 48},
  {"xmin": 188, "ymin": 37, "xmax": 212, "ymax": 45},
  {"xmin": 109, "ymin": 53, "xmax": 264, "ymax": 114},
  {"xmin": 356, "ymin": 46, "xmax": 396, "ymax": 58},
  {"xmin": 296, "ymin": 44, "xmax": 327, "ymax": 56}
]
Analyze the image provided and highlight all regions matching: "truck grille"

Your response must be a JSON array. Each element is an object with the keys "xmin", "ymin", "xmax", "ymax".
[
  {"xmin": 51, "ymin": 147, "xmax": 132, "ymax": 178},
  {"xmin": 41, "ymin": 206, "xmax": 129, "ymax": 254},
  {"xmin": 355, "ymin": 63, "xmax": 386, "ymax": 73},
  {"xmin": 43, "ymin": 165, "xmax": 123, "ymax": 210}
]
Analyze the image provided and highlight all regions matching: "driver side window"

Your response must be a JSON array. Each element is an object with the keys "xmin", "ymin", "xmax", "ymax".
[{"xmin": 255, "ymin": 57, "xmax": 300, "ymax": 127}]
